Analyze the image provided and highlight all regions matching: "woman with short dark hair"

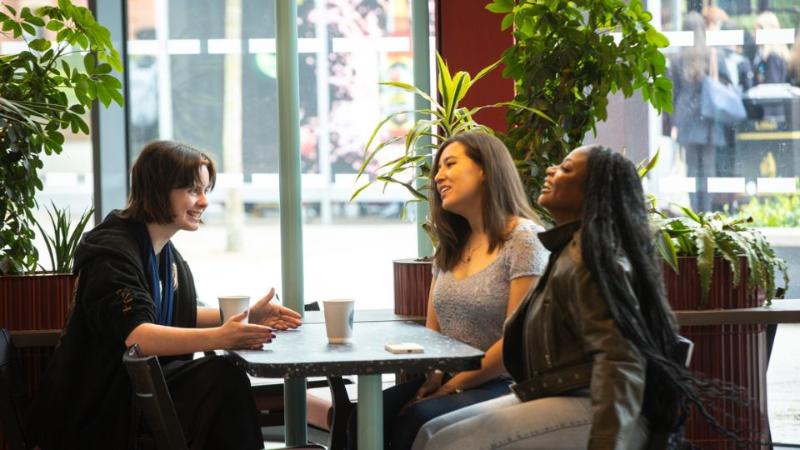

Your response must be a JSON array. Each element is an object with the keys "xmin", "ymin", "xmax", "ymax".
[
  {"xmin": 414, "ymin": 145, "xmax": 717, "ymax": 449},
  {"xmin": 347, "ymin": 131, "xmax": 549, "ymax": 449},
  {"xmin": 26, "ymin": 140, "xmax": 301, "ymax": 450}
]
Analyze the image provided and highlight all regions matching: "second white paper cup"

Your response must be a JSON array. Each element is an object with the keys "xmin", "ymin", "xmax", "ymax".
[
  {"xmin": 219, "ymin": 295, "xmax": 250, "ymax": 324},
  {"xmin": 323, "ymin": 299, "xmax": 355, "ymax": 344}
]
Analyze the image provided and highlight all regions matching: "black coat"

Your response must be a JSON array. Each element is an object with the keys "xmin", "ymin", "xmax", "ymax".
[{"xmin": 26, "ymin": 212, "xmax": 198, "ymax": 450}]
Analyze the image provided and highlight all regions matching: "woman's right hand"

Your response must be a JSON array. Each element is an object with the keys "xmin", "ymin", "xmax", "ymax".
[
  {"xmin": 215, "ymin": 310, "xmax": 276, "ymax": 350},
  {"xmin": 399, "ymin": 370, "xmax": 445, "ymax": 415}
]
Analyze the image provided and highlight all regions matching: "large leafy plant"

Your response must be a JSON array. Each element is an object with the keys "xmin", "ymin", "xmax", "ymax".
[
  {"xmin": 0, "ymin": 0, "xmax": 122, "ymax": 274},
  {"xmin": 651, "ymin": 209, "xmax": 788, "ymax": 308},
  {"xmin": 640, "ymin": 154, "xmax": 788, "ymax": 308},
  {"xmin": 353, "ymin": 53, "xmax": 500, "ymax": 204},
  {"xmin": 488, "ymin": 0, "xmax": 672, "ymax": 205},
  {"xmin": 351, "ymin": 53, "xmax": 504, "ymax": 244}
]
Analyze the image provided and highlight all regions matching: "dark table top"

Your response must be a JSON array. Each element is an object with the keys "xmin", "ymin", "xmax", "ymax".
[{"xmin": 226, "ymin": 320, "xmax": 484, "ymax": 378}]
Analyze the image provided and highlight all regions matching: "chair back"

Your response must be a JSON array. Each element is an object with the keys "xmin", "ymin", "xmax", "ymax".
[
  {"xmin": 123, "ymin": 345, "xmax": 189, "ymax": 450},
  {"xmin": 0, "ymin": 329, "xmax": 27, "ymax": 450}
]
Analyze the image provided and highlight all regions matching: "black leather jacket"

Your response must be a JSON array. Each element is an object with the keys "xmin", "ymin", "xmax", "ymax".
[{"xmin": 503, "ymin": 221, "xmax": 646, "ymax": 450}]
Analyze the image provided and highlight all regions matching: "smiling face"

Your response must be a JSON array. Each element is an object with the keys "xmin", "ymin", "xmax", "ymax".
[
  {"xmin": 168, "ymin": 164, "xmax": 210, "ymax": 232},
  {"xmin": 538, "ymin": 146, "xmax": 591, "ymax": 224},
  {"xmin": 434, "ymin": 141, "xmax": 485, "ymax": 217}
]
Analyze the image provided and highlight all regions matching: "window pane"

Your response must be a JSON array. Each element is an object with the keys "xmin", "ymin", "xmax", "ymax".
[
  {"xmin": 126, "ymin": 0, "xmax": 424, "ymax": 310},
  {"xmin": 651, "ymin": 1, "xmax": 799, "ymax": 443}
]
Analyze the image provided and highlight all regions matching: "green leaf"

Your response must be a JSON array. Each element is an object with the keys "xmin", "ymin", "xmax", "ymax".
[
  {"xmin": 83, "ymin": 52, "xmax": 96, "ymax": 73},
  {"xmin": 46, "ymin": 19, "xmax": 63, "ymax": 31},
  {"xmin": 94, "ymin": 63, "xmax": 112, "ymax": 75},
  {"xmin": 695, "ymin": 228, "xmax": 715, "ymax": 308},
  {"xmin": 486, "ymin": 0, "xmax": 514, "ymax": 14},
  {"xmin": 21, "ymin": 22, "xmax": 35, "ymax": 36},
  {"xmin": 501, "ymin": 13, "xmax": 514, "ymax": 31},
  {"xmin": 645, "ymin": 28, "xmax": 669, "ymax": 48},
  {"xmin": 28, "ymin": 38, "xmax": 51, "ymax": 52}
]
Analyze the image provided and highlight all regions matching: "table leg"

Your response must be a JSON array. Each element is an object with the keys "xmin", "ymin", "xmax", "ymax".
[
  {"xmin": 284, "ymin": 377, "xmax": 308, "ymax": 446},
  {"xmin": 358, "ymin": 373, "xmax": 383, "ymax": 449}
]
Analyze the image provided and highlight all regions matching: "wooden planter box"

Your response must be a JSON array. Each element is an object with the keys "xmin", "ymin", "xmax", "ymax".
[
  {"xmin": 663, "ymin": 256, "xmax": 769, "ymax": 449},
  {"xmin": 393, "ymin": 258, "xmax": 433, "ymax": 317},
  {"xmin": 0, "ymin": 273, "xmax": 75, "ymax": 450}
]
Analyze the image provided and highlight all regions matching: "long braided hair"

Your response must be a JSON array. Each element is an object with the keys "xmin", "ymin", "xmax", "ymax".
[{"xmin": 579, "ymin": 146, "xmax": 744, "ymax": 440}]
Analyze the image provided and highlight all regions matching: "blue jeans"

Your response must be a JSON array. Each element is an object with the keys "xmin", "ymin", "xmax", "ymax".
[
  {"xmin": 412, "ymin": 392, "xmax": 649, "ymax": 450},
  {"xmin": 346, "ymin": 377, "xmax": 511, "ymax": 450}
]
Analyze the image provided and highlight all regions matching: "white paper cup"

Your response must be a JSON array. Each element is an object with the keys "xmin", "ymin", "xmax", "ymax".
[
  {"xmin": 219, "ymin": 295, "xmax": 250, "ymax": 324},
  {"xmin": 323, "ymin": 299, "xmax": 355, "ymax": 344}
]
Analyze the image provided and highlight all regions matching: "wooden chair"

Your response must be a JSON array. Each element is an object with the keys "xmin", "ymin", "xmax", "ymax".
[{"xmin": 0, "ymin": 328, "xmax": 28, "ymax": 450}]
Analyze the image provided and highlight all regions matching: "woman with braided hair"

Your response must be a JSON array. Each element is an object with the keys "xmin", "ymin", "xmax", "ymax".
[{"xmin": 413, "ymin": 145, "xmax": 740, "ymax": 450}]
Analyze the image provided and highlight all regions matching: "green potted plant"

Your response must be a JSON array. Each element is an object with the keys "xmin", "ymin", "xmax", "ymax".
[
  {"xmin": 351, "ymin": 53, "xmax": 515, "ymax": 315},
  {"xmin": 487, "ymin": 0, "xmax": 672, "ymax": 219},
  {"xmin": 639, "ymin": 155, "xmax": 788, "ymax": 447},
  {"xmin": 0, "ymin": 1, "xmax": 122, "ymax": 420},
  {"xmin": 0, "ymin": 0, "xmax": 122, "ymax": 276},
  {"xmin": 34, "ymin": 202, "xmax": 94, "ymax": 274},
  {"xmin": 352, "ymin": 52, "xmax": 502, "ymax": 231}
]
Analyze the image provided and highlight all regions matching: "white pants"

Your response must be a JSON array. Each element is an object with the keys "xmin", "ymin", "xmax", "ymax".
[{"xmin": 412, "ymin": 393, "xmax": 649, "ymax": 450}]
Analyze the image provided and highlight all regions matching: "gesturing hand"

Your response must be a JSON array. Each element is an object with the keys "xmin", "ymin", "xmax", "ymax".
[
  {"xmin": 217, "ymin": 310, "xmax": 275, "ymax": 350},
  {"xmin": 248, "ymin": 287, "xmax": 303, "ymax": 330}
]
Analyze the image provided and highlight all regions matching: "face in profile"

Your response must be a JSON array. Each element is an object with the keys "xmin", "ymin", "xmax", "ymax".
[
  {"xmin": 168, "ymin": 164, "xmax": 211, "ymax": 232},
  {"xmin": 538, "ymin": 146, "xmax": 590, "ymax": 222},
  {"xmin": 434, "ymin": 141, "xmax": 485, "ymax": 216}
]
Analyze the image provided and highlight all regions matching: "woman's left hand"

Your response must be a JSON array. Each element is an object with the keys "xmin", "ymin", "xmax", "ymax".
[{"xmin": 248, "ymin": 287, "xmax": 303, "ymax": 330}]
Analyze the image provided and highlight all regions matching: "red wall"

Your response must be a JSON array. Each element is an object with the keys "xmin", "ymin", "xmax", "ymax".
[{"xmin": 436, "ymin": 0, "xmax": 514, "ymax": 132}]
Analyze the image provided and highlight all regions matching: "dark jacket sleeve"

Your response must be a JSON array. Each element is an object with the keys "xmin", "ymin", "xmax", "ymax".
[
  {"xmin": 568, "ymin": 263, "xmax": 646, "ymax": 450},
  {"xmin": 78, "ymin": 254, "xmax": 156, "ymax": 345}
]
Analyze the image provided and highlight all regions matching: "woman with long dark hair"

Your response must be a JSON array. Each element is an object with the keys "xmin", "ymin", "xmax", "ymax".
[
  {"xmin": 347, "ymin": 131, "xmax": 548, "ymax": 449},
  {"xmin": 413, "ymin": 145, "xmax": 720, "ymax": 449}
]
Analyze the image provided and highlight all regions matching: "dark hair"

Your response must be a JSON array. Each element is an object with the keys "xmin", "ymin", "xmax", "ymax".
[
  {"xmin": 121, "ymin": 140, "xmax": 216, "ymax": 224},
  {"xmin": 431, "ymin": 131, "xmax": 539, "ymax": 271},
  {"xmin": 580, "ymin": 146, "xmax": 743, "ymax": 440}
]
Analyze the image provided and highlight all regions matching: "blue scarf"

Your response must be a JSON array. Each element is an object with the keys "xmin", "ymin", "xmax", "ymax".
[{"xmin": 148, "ymin": 242, "xmax": 175, "ymax": 326}]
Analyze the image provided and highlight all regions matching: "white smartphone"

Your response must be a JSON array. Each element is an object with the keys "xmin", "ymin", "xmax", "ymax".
[{"xmin": 384, "ymin": 342, "xmax": 425, "ymax": 354}]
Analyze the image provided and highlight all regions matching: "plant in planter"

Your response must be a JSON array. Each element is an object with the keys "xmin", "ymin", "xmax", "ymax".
[
  {"xmin": 352, "ymin": 52, "xmax": 503, "ymax": 246},
  {"xmin": 33, "ymin": 202, "xmax": 94, "ymax": 273},
  {"xmin": 640, "ymin": 155, "xmax": 788, "ymax": 448},
  {"xmin": 651, "ymin": 207, "xmax": 788, "ymax": 308},
  {"xmin": 487, "ymin": 0, "xmax": 672, "ymax": 218},
  {"xmin": 0, "ymin": 2, "xmax": 122, "ymax": 428}
]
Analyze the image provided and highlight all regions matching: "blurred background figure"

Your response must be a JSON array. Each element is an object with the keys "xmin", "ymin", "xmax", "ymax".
[
  {"xmin": 705, "ymin": 6, "xmax": 753, "ymax": 208},
  {"xmin": 669, "ymin": 11, "xmax": 725, "ymax": 212},
  {"xmin": 788, "ymin": 33, "xmax": 800, "ymax": 86},
  {"xmin": 753, "ymin": 11, "xmax": 790, "ymax": 85}
]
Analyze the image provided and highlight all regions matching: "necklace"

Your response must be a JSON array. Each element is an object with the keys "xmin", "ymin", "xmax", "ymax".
[{"xmin": 462, "ymin": 240, "xmax": 482, "ymax": 264}]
